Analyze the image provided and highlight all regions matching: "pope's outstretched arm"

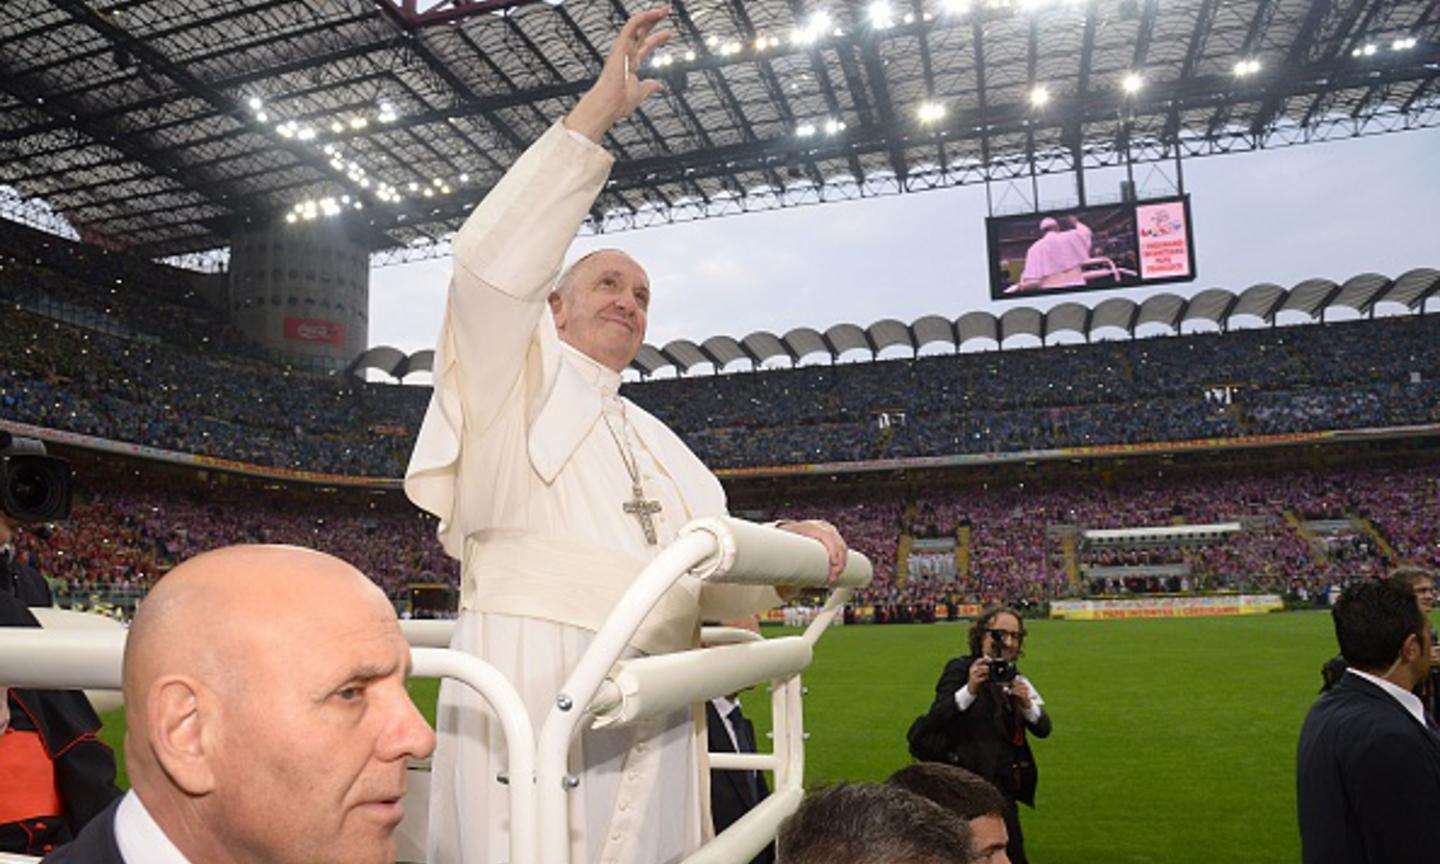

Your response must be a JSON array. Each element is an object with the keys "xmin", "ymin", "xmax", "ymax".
[{"xmin": 405, "ymin": 8, "xmax": 672, "ymax": 548}]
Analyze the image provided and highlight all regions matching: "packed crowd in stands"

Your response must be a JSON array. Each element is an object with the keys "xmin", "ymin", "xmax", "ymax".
[
  {"xmin": 763, "ymin": 459, "xmax": 1439, "ymax": 618},
  {"xmin": 3, "ymin": 222, "xmax": 1440, "ymax": 477},
  {"xmin": 10, "ymin": 474, "xmax": 455, "ymax": 610},
  {"xmin": 6, "ymin": 448, "xmax": 1434, "ymax": 618}
]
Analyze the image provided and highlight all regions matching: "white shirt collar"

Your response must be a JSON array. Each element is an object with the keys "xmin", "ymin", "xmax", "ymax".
[
  {"xmin": 710, "ymin": 696, "xmax": 742, "ymax": 751},
  {"xmin": 1346, "ymin": 667, "xmax": 1428, "ymax": 728},
  {"xmin": 560, "ymin": 341, "xmax": 621, "ymax": 398},
  {"xmin": 114, "ymin": 790, "xmax": 193, "ymax": 864}
]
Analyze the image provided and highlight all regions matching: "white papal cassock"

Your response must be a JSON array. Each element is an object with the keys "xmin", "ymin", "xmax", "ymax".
[{"xmin": 405, "ymin": 121, "xmax": 779, "ymax": 864}]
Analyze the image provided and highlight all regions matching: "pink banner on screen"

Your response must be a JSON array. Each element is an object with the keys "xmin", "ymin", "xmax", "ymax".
[
  {"xmin": 283, "ymin": 317, "xmax": 346, "ymax": 345},
  {"xmin": 1136, "ymin": 202, "xmax": 1191, "ymax": 280}
]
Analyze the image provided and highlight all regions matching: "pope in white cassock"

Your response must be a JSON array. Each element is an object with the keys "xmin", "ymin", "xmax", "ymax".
[{"xmin": 403, "ymin": 8, "xmax": 848, "ymax": 864}]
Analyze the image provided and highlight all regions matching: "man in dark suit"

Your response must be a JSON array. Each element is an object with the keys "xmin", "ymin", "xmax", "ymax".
[
  {"xmin": 923, "ymin": 606, "xmax": 1050, "ymax": 864},
  {"xmin": 704, "ymin": 614, "xmax": 774, "ymax": 864},
  {"xmin": 43, "ymin": 545, "xmax": 435, "ymax": 864},
  {"xmin": 706, "ymin": 696, "xmax": 774, "ymax": 864},
  {"xmin": 1297, "ymin": 578, "xmax": 1440, "ymax": 864}
]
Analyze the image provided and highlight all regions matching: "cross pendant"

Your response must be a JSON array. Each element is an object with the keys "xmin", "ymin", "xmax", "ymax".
[{"xmin": 622, "ymin": 483, "xmax": 662, "ymax": 545}]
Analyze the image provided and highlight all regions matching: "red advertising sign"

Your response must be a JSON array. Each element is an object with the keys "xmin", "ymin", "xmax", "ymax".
[
  {"xmin": 283, "ymin": 317, "xmax": 346, "ymax": 345},
  {"xmin": 1136, "ymin": 201, "xmax": 1192, "ymax": 280}
]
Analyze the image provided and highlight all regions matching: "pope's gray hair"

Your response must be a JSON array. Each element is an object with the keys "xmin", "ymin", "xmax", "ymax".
[{"xmin": 553, "ymin": 248, "xmax": 632, "ymax": 301}]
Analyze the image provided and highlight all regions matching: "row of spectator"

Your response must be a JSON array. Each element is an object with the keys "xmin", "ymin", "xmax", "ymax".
[{"xmin": 14, "ymin": 454, "xmax": 1433, "ymax": 616}]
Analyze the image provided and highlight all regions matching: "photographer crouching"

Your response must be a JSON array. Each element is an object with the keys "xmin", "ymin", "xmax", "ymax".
[
  {"xmin": 911, "ymin": 606, "xmax": 1052, "ymax": 864},
  {"xmin": 0, "ymin": 431, "xmax": 120, "ymax": 856}
]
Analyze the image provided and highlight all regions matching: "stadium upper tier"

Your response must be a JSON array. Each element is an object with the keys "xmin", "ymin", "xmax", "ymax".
[
  {"xmin": 3, "ymin": 285, "xmax": 1438, "ymax": 476},
  {"xmin": 346, "ymin": 267, "xmax": 1440, "ymax": 379},
  {"xmin": 3, "ymin": 218, "xmax": 1438, "ymax": 475}
]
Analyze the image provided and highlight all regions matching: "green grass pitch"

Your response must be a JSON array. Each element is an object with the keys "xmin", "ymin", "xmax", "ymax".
[{"xmin": 98, "ymin": 611, "xmax": 1343, "ymax": 863}]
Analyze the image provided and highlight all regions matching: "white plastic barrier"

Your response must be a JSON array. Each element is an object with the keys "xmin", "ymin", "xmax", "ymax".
[
  {"xmin": 0, "ymin": 517, "xmax": 870, "ymax": 864},
  {"xmin": 23, "ymin": 607, "xmax": 126, "ymax": 714},
  {"xmin": 534, "ymin": 516, "xmax": 870, "ymax": 864}
]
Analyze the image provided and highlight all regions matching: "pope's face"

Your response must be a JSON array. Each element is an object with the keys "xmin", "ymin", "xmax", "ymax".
[{"xmin": 550, "ymin": 250, "xmax": 650, "ymax": 372}]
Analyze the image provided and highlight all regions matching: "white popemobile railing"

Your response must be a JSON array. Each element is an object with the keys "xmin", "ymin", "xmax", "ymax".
[{"xmin": 0, "ymin": 516, "xmax": 870, "ymax": 864}]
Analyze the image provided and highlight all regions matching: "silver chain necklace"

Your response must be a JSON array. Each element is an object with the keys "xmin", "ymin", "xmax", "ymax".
[{"xmin": 600, "ymin": 411, "xmax": 662, "ymax": 545}]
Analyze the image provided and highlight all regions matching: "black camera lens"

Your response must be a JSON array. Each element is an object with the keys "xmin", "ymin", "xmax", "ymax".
[{"xmin": 1, "ymin": 454, "xmax": 72, "ymax": 523}]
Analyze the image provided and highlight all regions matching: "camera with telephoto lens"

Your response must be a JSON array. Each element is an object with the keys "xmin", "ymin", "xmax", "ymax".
[
  {"xmin": 0, "ymin": 431, "xmax": 72, "ymax": 523},
  {"xmin": 986, "ymin": 628, "xmax": 1019, "ymax": 684}
]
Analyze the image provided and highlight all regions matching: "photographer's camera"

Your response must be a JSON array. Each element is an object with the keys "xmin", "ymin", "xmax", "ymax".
[{"xmin": 0, "ymin": 431, "xmax": 72, "ymax": 523}]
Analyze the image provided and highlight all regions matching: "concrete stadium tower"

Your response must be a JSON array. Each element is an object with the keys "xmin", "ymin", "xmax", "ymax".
[{"xmin": 227, "ymin": 219, "xmax": 369, "ymax": 372}]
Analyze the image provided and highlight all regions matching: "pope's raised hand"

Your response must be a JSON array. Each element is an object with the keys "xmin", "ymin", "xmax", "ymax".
[{"xmin": 565, "ymin": 7, "xmax": 673, "ymax": 142}]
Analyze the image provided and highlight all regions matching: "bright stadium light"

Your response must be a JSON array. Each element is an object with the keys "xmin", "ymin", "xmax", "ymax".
[
  {"xmin": 330, "ymin": 120, "xmax": 345, "ymax": 134},
  {"xmin": 1233, "ymin": 58, "xmax": 1261, "ymax": 76},
  {"xmin": 255, "ymin": 111, "xmax": 269, "ymax": 123},
  {"xmin": 1029, "ymin": 85, "xmax": 1050, "ymax": 107},
  {"xmin": 247, "ymin": 96, "xmax": 263, "ymax": 111},
  {"xmin": 792, "ymin": 10, "xmax": 832, "ymax": 45},
  {"xmin": 869, "ymin": 1, "xmax": 895, "ymax": 29},
  {"xmin": 797, "ymin": 122, "xmax": 817, "ymax": 137},
  {"xmin": 684, "ymin": 49, "xmax": 697, "ymax": 61},
  {"xmin": 349, "ymin": 116, "xmax": 368, "ymax": 130},
  {"xmin": 917, "ymin": 101, "xmax": 946, "ymax": 123},
  {"xmin": 1122, "ymin": 72, "xmax": 1144, "ymax": 94},
  {"xmin": 1392, "ymin": 37, "xmax": 1418, "ymax": 50},
  {"xmin": 824, "ymin": 117, "xmax": 847, "ymax": 135}
]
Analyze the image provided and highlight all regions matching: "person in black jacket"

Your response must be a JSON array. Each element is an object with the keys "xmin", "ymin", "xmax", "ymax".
[
  {"xmin": 0, "ymin": 515, "xmax": 121, "ymax": 857},
  {"xmin": 1297, "ymin": 578, "xmax": 1440, "ymax": 864},
  {"xmin": 923, "ymin": 606, "xmax": 1051, "ymax": 864}
]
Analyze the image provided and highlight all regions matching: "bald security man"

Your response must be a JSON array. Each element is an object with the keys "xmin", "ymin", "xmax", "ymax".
[{"xmin": 43, "ymin": 545, "xmax": 437, "ymax": 864}]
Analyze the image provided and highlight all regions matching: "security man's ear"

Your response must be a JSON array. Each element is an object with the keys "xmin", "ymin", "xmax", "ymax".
[{"xmin": 147, "ymin": 676, "xmax": 218, "ymax": 796}]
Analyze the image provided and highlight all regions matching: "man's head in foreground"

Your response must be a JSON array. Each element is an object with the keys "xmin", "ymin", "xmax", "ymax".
[
  {"xmin": 888, "ymin": 763, "xmax": 1010, "ymax": 864},
  {"xmin": 777, "ymin": 781, "xmax": 972, "ymax": 864},
  {"xmin": 549, "ymin": 248, "xmax": 651, "ymax": 372},
  {"xmin": 122, "ymin": 545, "xmax": 435, "ymax": 864},
  {"xmin": 1332, "ymin": 578, "xmax": 1430, "ymax": 689}
]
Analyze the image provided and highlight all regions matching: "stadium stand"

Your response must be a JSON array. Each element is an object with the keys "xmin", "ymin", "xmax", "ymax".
[{"xmin": 2, "ymin": 231, "xmax": 1437, "ymax": 619}]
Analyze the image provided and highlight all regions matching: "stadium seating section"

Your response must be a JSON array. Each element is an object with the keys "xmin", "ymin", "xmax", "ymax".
[{"xmin": 3, "ymin": 222, "xmax": 1437, "ymax": 612}]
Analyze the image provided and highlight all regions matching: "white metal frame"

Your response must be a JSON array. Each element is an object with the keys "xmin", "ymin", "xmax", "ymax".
[{"xmin": 0, "ymin": 517, "xmax": 870, "ymax": 864}]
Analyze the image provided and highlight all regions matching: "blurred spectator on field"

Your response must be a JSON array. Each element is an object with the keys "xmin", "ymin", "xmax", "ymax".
[
  {"xmin": 776, "ymin": 782, "xmax": 972, "ymax": 864},
  {"xmin": 889, "ymin": 762, "xmax": 1012, "ymax": 864},
  {"xmin": 1389, "ymin": 566, "xmax": 1440, "ymax": 719}
]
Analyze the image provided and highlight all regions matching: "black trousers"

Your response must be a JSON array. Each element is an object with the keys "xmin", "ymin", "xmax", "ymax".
[{"xmin": 1005, "ymin": 797, "xmax": 1028, "ymax": 864}]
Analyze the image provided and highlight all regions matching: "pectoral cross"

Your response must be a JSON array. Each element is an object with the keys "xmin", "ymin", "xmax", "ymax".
[{"xmin": 623, "ymin": 483, "xmax": 662, "ymax": 545}]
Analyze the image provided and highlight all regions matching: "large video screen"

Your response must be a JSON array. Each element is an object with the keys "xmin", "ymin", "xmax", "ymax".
[{"xmin": 986, "ymin": 195, "xmax": 1195, "ymax": 300}]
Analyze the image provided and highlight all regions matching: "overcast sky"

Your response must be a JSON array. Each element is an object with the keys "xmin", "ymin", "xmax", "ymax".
[{"xmin": 368, "ymin": 126, "xmax": 1440, "ymax": 370}]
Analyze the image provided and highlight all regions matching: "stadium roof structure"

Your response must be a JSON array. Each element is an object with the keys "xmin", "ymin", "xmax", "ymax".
[
  {"xmin": 1, "ymin": 0, "xmax": 1438, "ymax": 262},
  {"xmin": 346, "ymin": 266, "xmax": 1439, "ymax": 378}
]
